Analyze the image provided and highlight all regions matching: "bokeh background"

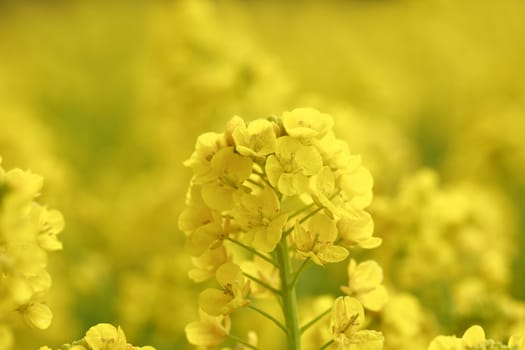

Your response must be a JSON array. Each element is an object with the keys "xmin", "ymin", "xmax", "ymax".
[{"xmin": 1, "ymin": 0, "xmax": 525, "ymax": 348}]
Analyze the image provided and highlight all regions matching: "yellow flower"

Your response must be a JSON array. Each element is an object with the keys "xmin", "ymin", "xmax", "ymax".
[
  {"xmin": 317, "ymin": 131, "xmax": 362, "ymax": 171},
  {"xmin": 84, "ymin": 323, "xmax": 127, "ymax": 350},
  {"xmin": 199, "ymin": 262, "xmax": 250, "ymax": 315},
  {"xmin": 509, "ymin": 334, "xmax": 525, "ymax": 350},
  {"xmin": 309, "ymin": 166, "xmax": 340, "ymax": 217},
  {"xmin": 331, "ymin": 296, "xmax": 383, "ymax": 350},
  {"xmin": 232, "ymin": 118, "xmax": 278, "ymax": 157},
  {"xmin": 189, "ymin": 245, "xmax": 229, "ymax": 283},
  {"xmin": 21, "ymin": 302, "xmax": 52, "ymax": 330},
  {"xmin": 338, "ymin": 166, "xmax": 374, "ymax": 211},
  {"xmin": 185, "ymin": 311, "xmax": 231, "ymax": 349},
  {"xmin": 0, "ymin": 325, "xmax": 13, "ymax": 350},
  {"xmin": 265, "ymin": 136, "xmax": 322, "ymax": 196},
  {"xmin": 232, "ymin": 185, "xmax": 287, "ymax": 252},
  {"xmin": 427, "ymin": 336, "xmax": 462, "ymax": 350},
  {"xmin": 282, "ymin": 108, "xmax": 334, "ymax": 139},
  {"xmin": 179, "ymin": 185, "xmax": 226, "ymax": 256},
  {"xmin": 309, "ymin": 166, "xmax": 371, "ymax": 217},
  {"xmin": 461, "ymin": 325, "xmax": 486, "ymax": 348},
  {"xmin": 4, "ymin": 167, "xmax": 43, "ymax": 199},
  {"xmin": 178, "ymin": 185, "xmax": 216, "ymax": 235},
  {"xmin": 426, "ymin": 325, "xmax": 519, "ymax": 350},
  {"xmin": 201, "ymin": 147, "xmax": 253, "ymax": 211},
  {"xmin": 337, "ymin": 211, "xmax": 381, "ymax": 249},
  {"xmin": 341, "ymin": 259, "xmax": 388, "ymax": 312},
  {"xmin": 184, "ymin": 132, "xmax": 227, "ymax": 183},
  {"xmin": 185, "ymin": 220, "xmax": 226, "ymax": 257},
  {"xmin": 35, "ymin": 207, "xmax": 65, "ymax": 251},
  {"xmin": 294, "ymin": 213, "xmax": 348, "ymax": 266}
]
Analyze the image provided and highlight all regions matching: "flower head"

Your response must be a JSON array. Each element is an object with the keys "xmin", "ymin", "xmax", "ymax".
[
  {"xmin": 282, "ymin": 108, "xmax": 334, "ymax": 139},
  {"xmin": 232, "ymin": 118, "xmax": 278, "ymax": 157},
  {"xmin": 266, "ymin": 136, "xmax": 322, "ymax": 196},
  {"xmin": 341, "ymin": 259, "xmax": 388, "ymax": 312},
  {"xmin": 294, "ymin": 213, "xmax": 348, "ymax": 266},
  {"xmin": 331, "ymin": 296, "xmax": 384, "ymax": 349},
  {"xmin": 85, "ymin": 323, "xmax": 127, "ymax": 350},
  {"xmin": 199, "ymin": 262, "xmax": 250, "ymax": 315}
]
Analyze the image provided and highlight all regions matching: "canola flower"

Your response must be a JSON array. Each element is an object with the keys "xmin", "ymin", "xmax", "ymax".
[
  {"xmin": 428, "ymin": 325, "xmax": 525, "ymax": 350},
  {"xmin": 39, "ymin": 323, "xmax": 156, "ymax": 350},
  {"xmin": 179, "ymin": 108, "xmax": 386, "ymax": 349},
  {"xmin": 0, "ymin": 156, "xmax": 64, "ymax": 349},
  {"xmin": 372, "ymin": 169, "xmax": 523, "ymax": 340}
]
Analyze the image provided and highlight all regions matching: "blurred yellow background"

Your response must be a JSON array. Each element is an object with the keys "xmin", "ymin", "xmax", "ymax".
[{"xmin": 1, "ymin": 0, "xmax": 525, "ymax": 348}]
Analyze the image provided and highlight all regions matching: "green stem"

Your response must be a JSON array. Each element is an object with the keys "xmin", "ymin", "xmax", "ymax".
[
  {"xmin": 227, "ymin": 334, "xmax": 260, "ymax": 350},
  {"xmin": 252, "ymin": 169, "xmax": 273, "ymax": 188},
  {"xmin": 288, "ymin": 202, "xmax": 316, "ymax": 221},
  {"xmin": 289, "ymin": 258, "xmax": 311, "ymax": 288},
  {"xmin": 300, "ymin": 306, "xmax": 331, "ymax": 334},
  {"xmin": 277, "ymin": 237, "xmax": 301, "ymax": 350},
  {"xmin": 283, "ymin": 206, "xmax": 324, "ymax": 237},
  {"xmin": 248, "ymin": 304, "xmax": 288, "ymax": 334},
  {"xmin": 226, "ymin": 238, "xmax": 278, "ymax": 268},
  {"xmin": 246, "ymin": 178, "xmax": 264, "ymax": 188},
  {"xmin": 319, "ymin": 339, "xmax": 334, "ymax": 350},
  {"xmin": 243, "ymin": 272, "xmax": 281, "ymax": 295}
]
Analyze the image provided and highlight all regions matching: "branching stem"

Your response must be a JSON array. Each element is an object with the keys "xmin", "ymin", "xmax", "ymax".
[
  {"xmin": 277, "ymin": 238, "xmax": 301, "ymax": 350},
  {"xmin": 227, "ymin": 334, "xmax": 260, "ymax": 350},
  {"xmin": 300, "ymin": 306, "xmax": 331, "ymax": 334},
  {"xmin": 248, "ymin": 304, "xmax": 288, "ymax": 334},
  {"xmin": 226, "ymin": 238, "xmax": 278, "ymax": 268},
  {"xmin": 243, "ymin": 272, "xmax": 281, "ymax": 295}
]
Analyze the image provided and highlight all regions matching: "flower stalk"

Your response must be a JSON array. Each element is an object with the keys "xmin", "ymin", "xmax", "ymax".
[{"xmin": 277, "ymin": 237, "xmax": 301, "ymax": 350}]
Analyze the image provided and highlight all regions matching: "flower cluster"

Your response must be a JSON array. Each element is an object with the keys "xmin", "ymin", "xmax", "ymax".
[
  {"xmin": 428, "ymin": 325, "xmax": 525, "ymax": 350},
  {"xmin": 0, "ymin": 156, "xmax": 64, "ymax": 347},
  {"xmin": 179, "ymin": 109, "xmax": 385, "ymax": 349},
  {"xmin": 39, "ymin": 323, "xmax": 156, "ymax": 350},
  {"xmin": 370, "ymin": 169, "xmax": 522, "ymax": 342}
]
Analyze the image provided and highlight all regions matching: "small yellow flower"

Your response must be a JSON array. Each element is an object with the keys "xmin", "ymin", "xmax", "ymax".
[
  {"xmin": 184, "ymin": 132, "xmax": 227, "ymax": 183},
  {"xmin": 427, "ymin": 336, "xmax": 462, "ymax": 350},
  {"xmin": 331, "ymin": 296, "xmax": 383, "ymax": 349},
  {"xmin": 232, "ymin": 185, "xmax": 287, "ymax": 252},
  {"xmin": 341, "ymin": 259, "xmax": 388, "ymax": 312},
  {"xmin": 426, "ymin": 325, "xmax": 507, "ymax": 350},
  {"xmin": 282, "ymin": 108, "xmax": 334, "ymax": 139},
  {"xmin": 338, "ymin": 166, "xmax": 374, "ymax": 211},
  {"xmin": 185, "ymin": 220, "xmax": 225, "ymax": 257},
  {"xmin": 199, "ymin": 262, "xmax": 250, "ymax": 315},
  {"xmin": 189, "ymin": 245, "xmax": 229, "ymax": 283},
  {"xmin": 317, "ymin": 131, "xmax": 362, "ymax": 171},
  {"xmin": 185, "ymin": 311, "xmax": 231, "ymax": 349},
  {"xmin": 294, "ymin": 213, "xmax": 348, "ymax": 266},
  {"xmin": 21, "ymin": 302, "xmax": 52, "ymax": 330},
  {"xmin": 4, "ymin": 168, "xmax": 43, "ymax": 199},
  {"xmin": 461, "ymin": 325, "xmax": 486, "ymax": 348},
  {"xmin": 265, "ymin": 136, "xmax": 322, "ymax": 196},
  {"xmin": 84, "ymin": 323, "xmax": 127, "ymax": 350},
  {"xmin": 232, "ymin": 118, "xmax": 278, "ymax": 157},
  {"xmin": 337, "ymin": 211, "xmax": 380, "ymax": 249},
  {"xmin": 201, "ymin": 147, "xmax": 253, "ymax": 211},
  {"xmin": 309, "ymin": 166, "xmax": 339, "ymax": 217},
  {"xmin": 35, "ymin": 207, "xmax": 65, "ymax": 251},
  {"xmin": 509, "ymin": 333, "xmax": 525, "ymax": 350},
  {"xmin": 0, "ymin": 325, "xmax": 14, "ymax": 350}
]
